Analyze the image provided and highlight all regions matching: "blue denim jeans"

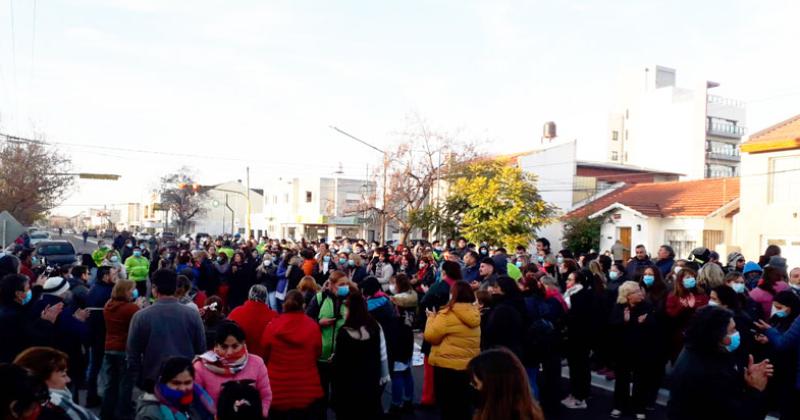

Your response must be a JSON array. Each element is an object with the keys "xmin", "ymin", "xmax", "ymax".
[
  {"xmin": 268, "ymin": 291, "xmax": 280, "ymax": 313},
  {"xmin": 391, "ymin": 368, "xmax": 414, "ymax": 406},
  {"xmin": 100, "ymin": 351, "xmax": 134, "ymax": 420},
  {"xmin": 526, "ymin": 366, "xmax": 540, "ymax": 400}
]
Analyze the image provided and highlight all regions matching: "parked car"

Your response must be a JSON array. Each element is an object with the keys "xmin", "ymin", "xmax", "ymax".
[
  {"xmin": 135, "ymin": 232, "xmax": 153, "ymax": 241},
  {"xmin": 86, "ymin": 229, "xmax": 98, "ymax": 237},
  {"xmin": 34, "ymin": 240, "xmax": 78, "ymax": 267},
  {"xmin": 29, "ymin": 231, "xmax": 51, "ymax": 246},
  {"xmin": 158, "ymin": 231, "xmax": 177, "ymax": 246},
  {"xmin": 102, "ymin": 229, "xmax": 115, "ymax": 239}
]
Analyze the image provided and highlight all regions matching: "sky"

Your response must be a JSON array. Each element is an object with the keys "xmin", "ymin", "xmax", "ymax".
[{"xmin": 0, "ymin": 0, "xmax": 799, "ymax": 216}]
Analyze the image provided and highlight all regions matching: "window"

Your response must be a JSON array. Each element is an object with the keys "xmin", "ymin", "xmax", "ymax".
[
  {"xmin": 611, "ymin": 151, "xmax": 619, "ymax": 161},
  {"xmin": 665, "ymin": 230, "xmax": 696, "ymax": 260},
  {"xmin": 306, "ymin": 191, "xmax": 313, "ymax": 203},
  {"xmin": 769, "ymin": 155, "xmax": 800, "ymax": 204},
  {"xmin": 707, "ymin": 164, "xmax": 735, "ymax": 178},
  {"xmin": 612, "ymin": 131, "xmax": 619, "ymax": 141}
]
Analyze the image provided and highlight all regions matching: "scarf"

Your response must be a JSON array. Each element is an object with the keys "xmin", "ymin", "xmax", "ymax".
[
  {"xmin": 154, "ymin": 384, "xmax": 215, "ymax": 420},
  {"xmin": 195, "ymin": 349, "xmax": 248, "ymax": 377},
  {"xmin": 563, "ymin": 284, "xmax": 584, "ymax": 309},
  {"xmin": 49, "ymin": 388, "xmax": 98, "ymax": 420}
]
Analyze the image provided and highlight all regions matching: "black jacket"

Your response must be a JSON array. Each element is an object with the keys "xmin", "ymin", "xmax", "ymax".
[
  {"xmin": 608, "ymin": 301, "xmax": 656, "ymax": 363},
  {"xmin": 86, "ymin": 281, "xmax": 115, "ymax": 347},
  {"xmin": 565, "ymin": 288, "xmax": 594, "ymax": 346},
  {"xmin": 227, "ymin": 262, "xmax": 256, "ymax": 310},
  {"xmin": 331, "ymin": 323, "xmax": 383, "ymax": 417},
  {"xmin": 256, "ymin": 265, "xmax": 279, "ymax": 292},
  {"xmin": 0, "ymin": 290, "xmax": 55, "ymax": 363},
  {"xmin": 482, "ymin": 296, "xmax": 527, "ymax": 360},
  {"xmin": 668, "ymin": 348, "xmax": 764, "ymax": 420}
]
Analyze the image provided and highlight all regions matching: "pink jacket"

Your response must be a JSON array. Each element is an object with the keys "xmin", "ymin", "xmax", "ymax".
[
  {"xmin": 193, "ymin": 353, "xmax": 272, "ymax": 416},
  {"xmin": 749, "ymin": 281, "xmax": 790, "ymax": 317}
]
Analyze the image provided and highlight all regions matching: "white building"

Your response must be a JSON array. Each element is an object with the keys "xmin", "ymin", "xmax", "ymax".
[
  {"xmin": 504, "ymin": 137, "xmax": 680, "ymax": 249},
  {"xmin": 258, "ymin": 176, "xmax": 378, "ymax": 241},
  {"xmin": 607, "ymin": 65, "xmax": 746, "ymax": 180},
  {"xmin": 193, "ymin": 181, "xmax": 265, "ymax": 236},
  {"xmin": 564, "ymin": 177, "xmax": 740, "ymax": 260},
  {"xmin": 736, "ymin": 114, "xmax": 800, "ymax": 266}
]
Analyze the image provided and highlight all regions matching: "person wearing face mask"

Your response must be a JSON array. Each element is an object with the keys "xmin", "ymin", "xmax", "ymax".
[
  {"xmin": 14, "ymin": 346, "xmax": 100, "ymax": 420},
  {"xmin": 609, "ymin": 281, "xmax": 654, "ymax": 420},
  {"xmin": 92, "ymin": 241, "xmax": 111, "ymax": 267},
  {"xmin": 709, "ymin": 285, "xmax": 754, "ymax": 370},
  {"xmin": 668, "ymin": 306, "xmax": 773, "ymax": 420},
  {"xmin": 345, "ymin": 253, "xmax": 368, "ymax": 285},
  {"xmin": 666, "ymin": 268, "xmax": 709, "ymax": 363},
  {"xmin": 305, "ymin": 271, "xmax": 350, "ymax": 410},
  {"xmin": 125, "ymin": 246, "xmax": 151, "ymax": 300},
  {"xmin": 101, "ymin": 279, "xmax": 142, "ymax": 420},
  {"xmin": 314, "ymin": 249, "xmax": 336, "ymax": 285},
  {"xmin": 634, "ymin": 267, "xmax": 670, "ymax": 409},
  {"xmin": 723, "ymin": 272, "xmax": 764, "ymax": 321},
  {"xmin": 608, "ymin": 262, "xmax": 626, "ymax": 291},
  {"xmin": 136, "ymin": 357, "xmax": 215, "ymax": 420},
  {"xmin": 227, "ymin": 285, "xmax": 277, "ymax": 357},
  {"xmin": 85, "ymin": 266, "xmax": 118, "ymax": 407},
  {"xmin": 255, "ymin": 255, "xmax": 279, "ymax": 311},
  {"xmin": 103, "ymin": 250, "xmax": 128, "ymax": 281},
  {"xmin": 742, "ymin": 261, "xmax": 764, "ymax": 290},
  {"xmin": 0, "ymin": 272, "xmax": 61, "ymax": 363},
  {"xmin": 193, "ymin": 321, "xmax": 272, "ymax": 417},
  {"xmin": 749, "ymin": 266, "xmax": 790, "ymax": 318}
]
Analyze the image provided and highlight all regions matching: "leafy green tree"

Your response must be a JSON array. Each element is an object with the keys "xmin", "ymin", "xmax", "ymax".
[
  {"xmin": 446, "ymin": 160, "xmax": 555, "ymax": 249},
  {"xmin": 561, "ymin": 216, "xmax": 603, "ymax": 254}
]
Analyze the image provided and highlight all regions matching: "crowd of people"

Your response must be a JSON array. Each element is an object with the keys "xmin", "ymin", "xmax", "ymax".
[{"xmin": 1, "ymin": 231, "xmax": 799, "ymax": 420}]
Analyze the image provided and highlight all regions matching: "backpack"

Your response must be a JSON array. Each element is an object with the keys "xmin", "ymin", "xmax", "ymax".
[{"xmin": 523, "ymin": 297, "xmax": 559, "ymax": 365}]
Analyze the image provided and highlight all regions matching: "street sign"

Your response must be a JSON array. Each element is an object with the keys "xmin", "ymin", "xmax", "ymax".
[
  {"xmin": 152, "ymin": 203, "xmax": 164, "ymax": 211},
  {"xmin": 0, "ymin": 211, "xmax": 25, "ymax": 248}
]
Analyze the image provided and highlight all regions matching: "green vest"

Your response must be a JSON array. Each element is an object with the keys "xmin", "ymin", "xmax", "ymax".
[
  {"xmin": 92, "ymin": 247, "xmax": 108, "ymax": 267},
  {"xmin": 316, "ymin": 291, "xmax": 347, "ymax": 362},
  {"xmin": 125, "ymin": 256, "xmax": 150, "ymax": 281}
]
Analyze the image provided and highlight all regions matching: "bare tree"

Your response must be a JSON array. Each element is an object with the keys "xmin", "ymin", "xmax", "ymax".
[
  {"xmin": 0, "ymin": 138, "xmax": 74, "ymax": 224},
  {"xmin": 361, "ymin": 114, "xmax": 480, "ymax": 244},
  {"xmin": 158, "ymin": 167, "xmax": 208, "ymax": 235}
]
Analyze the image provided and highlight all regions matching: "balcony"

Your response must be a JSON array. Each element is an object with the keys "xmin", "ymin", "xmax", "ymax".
[
  {"xmin": 706, "ymin": 152, "xmax": 741, "ymax": 162},
  {"xmin": 707, "ymin": 94, "xmax": 745, "ymax": 108},
  {"xmin": 707, "ymin": 122, "xmax": 746, "ymax": 138}
]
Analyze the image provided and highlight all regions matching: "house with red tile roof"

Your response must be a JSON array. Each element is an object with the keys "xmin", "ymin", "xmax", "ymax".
[
  {"xmin": 564, "ymin": 177, "xmax": 739, "ymax": 259},
  {"xmin": 737, "ymin": 114, "xmax": 800, "ymax": 266}
]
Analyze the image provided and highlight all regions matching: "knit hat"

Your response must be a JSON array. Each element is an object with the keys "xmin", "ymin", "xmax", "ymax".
[
  {"xmin": 743, "ymin": 261, "xmax": 762, "ymax": 275},
  {"xmin": 727, "ymin": 252, "xmax": 744, "ymax": 268},
  {"xmin": 42, "ymin": 276, "xmax": 70, "ymax": 296},
  {"xmin": 247, "ymin": 284, "xmax": 268, "ymax": 303},
  {"xmin": 766, "ymin": 256, "xmax": 788, "ymax": 271}
]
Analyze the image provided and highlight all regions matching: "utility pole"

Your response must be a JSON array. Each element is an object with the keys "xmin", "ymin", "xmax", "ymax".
[
  {"xmin": 246, "ymin": 166, "xmax": 252, "ymax": 239},
  {"xmin": 329, "ymin": 126, "xmax": 388, "ymax": 244}
]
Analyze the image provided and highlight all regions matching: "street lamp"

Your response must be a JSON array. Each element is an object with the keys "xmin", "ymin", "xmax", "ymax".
[{"xmin": 329, "ymin": 126, "xmax": 388, "ymax": 244}]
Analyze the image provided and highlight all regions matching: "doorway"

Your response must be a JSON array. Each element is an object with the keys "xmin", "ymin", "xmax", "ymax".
[{"xmin": 619, "ymin": 227, "xmax": 632, "ymax": 261}]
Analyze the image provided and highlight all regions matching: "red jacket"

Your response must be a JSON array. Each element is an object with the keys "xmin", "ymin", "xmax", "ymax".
[
  {"xmin": 228, "ymin": 300, "xmax": 277, "ymax": 356},
  {"xmin": 103, "ymin": 299, "xmax": 140, "ymax": 351},
  {"xmin": 260, "ymin": 312, "xmax": 323, "ymax": 410}
]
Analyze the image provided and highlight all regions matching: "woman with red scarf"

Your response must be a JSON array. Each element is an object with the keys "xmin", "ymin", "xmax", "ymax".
[
  {"xmin": 193, "ymin": 321, "xmax": 272, "ymax": 417},
  {"xmin": 136, "ymin": 356, "xmax": 215, "ymax": 420}
]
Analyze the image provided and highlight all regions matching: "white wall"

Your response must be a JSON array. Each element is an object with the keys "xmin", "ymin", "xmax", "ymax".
[
  {"xmin": 517, "ymin": 139, "xmax": 577, "ymax": 247},
  {"xmin": 597, "ymin": 208, "xmax": 652, "ymax": 253},
  {"xmin": 194, "ymin": 181, "xmax": 263, "ymax": 235},
  {"xmin": 737, "ymin": 149, "xmax": 800, "ymax": 265}
]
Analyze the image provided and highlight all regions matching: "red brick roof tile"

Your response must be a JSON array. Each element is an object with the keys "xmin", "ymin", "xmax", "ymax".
[{"xmin": 564, "ymin": 177, "xmax": 739, "ymax": 219}]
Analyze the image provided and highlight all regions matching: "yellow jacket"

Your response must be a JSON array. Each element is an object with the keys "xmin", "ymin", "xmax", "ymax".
[{"xmin": 424, "ymin": 302, "xmax": 481, "ymax": 370}]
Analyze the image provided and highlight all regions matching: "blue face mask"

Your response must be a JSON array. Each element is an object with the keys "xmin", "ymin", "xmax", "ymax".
[
  {"xmin": 110, "ymin": 256, "xmax": 119, "ymax": 263},
  {"xmin": 725, "ymin": 331, "xmax": 741, "ymax": 352},
  {"xmin": 683, "ymin": 277, "xmax": 697, "ymax": 289},
  {"xmin": 132, "ymin": 289, "xmax": 139, "ymax": 300},
  {"xmin": 133, "ymin": 251, "xmax": 142, "ymax": 258},
  {"xmin": 337, "ymin": 285, "xmax": 349, "ymax": 297},
  {"xmin": 609, "ymin": 271, "xmax": 619, "ymax": 280},
  {"xmin": 556, "ymin": 257, "xmax": 564, "ymax": 264},
  {"xmin": 643, "ymin": 275, "xmax": 655, "ymax": 286},
  {"xmin": 731, "ymin": 283, "xmax": 746, "ymax": 294},
  {"xmin": 21, "ymin": 289, "xmax": 32, "ymax": 305},
  {"xmin": 339, "ymin": 257, "xmax": 347, "ymax": 265},
  {"xmin": 537, "ymin": 256, "xmax": 544, "ymax": 263},
  {"xmin": 31, "ymin": 257, "xmax": 39, "ymax": 266},
  {"xmin": 323, "ymin": 255, "xmax": 331, "ymax": 263},
  {"xmin": 771, "ymin": 306, "xmax": 788, "ymax": 318},
  {"xmin": 347, "ymin": 260, "xmax": 355, "ymax": 267},
  {"xmin": 515, "ymin": 261, "xmax": 523, "ymax": 268}
]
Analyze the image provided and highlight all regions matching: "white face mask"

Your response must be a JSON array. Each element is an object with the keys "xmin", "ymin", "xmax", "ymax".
[
  {"xmin": 673, "ymin": 266, "xmax": 682, "ymax": 274},
  {"xmin": 389, "ymin": 284, "xmax": 397, "ymax": 294}
]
